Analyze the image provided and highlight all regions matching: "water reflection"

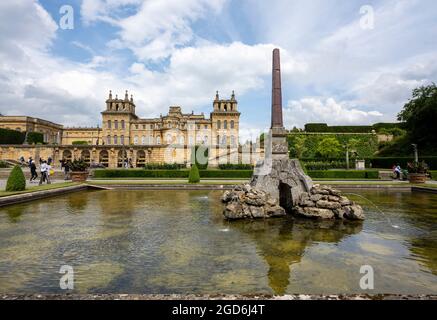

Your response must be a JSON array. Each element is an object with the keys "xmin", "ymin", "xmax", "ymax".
[
  {"xmin": 230, "ymin": 218, "xmax": 362, "ymax": 295},
  {"xmin": 0, "ymin": 189, "xmax": 436, "ymax": 294}
]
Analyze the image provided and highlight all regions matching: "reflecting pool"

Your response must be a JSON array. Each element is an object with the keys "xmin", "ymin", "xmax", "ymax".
[{"xmin": 0, "ymin": 189, "xmax": 436, "ymax": 294}]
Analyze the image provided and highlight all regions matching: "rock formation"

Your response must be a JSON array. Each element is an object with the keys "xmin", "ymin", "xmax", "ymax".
[{"xmin": 222, "ymin": 183, "xmax": 364, "ymax": 221}]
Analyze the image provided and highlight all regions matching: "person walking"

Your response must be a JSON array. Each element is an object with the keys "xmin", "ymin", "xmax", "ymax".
[
  {"xmin": 64, "ymin": 160, "xmax": 71, "ymax": 180},
  {"xmin": 30, "ymin": 160, "xmax": 38, "ymax": 182},
  {"xmin": 39, "ymin": 160, "xmax": 48, "ymax": 185},
  {"xmin": 394, "ymin": 164, "xmax": 402, "ymax": 180},
  {"xmin": 46, "ymin": 161, "xmax": 52, "ymax": 184}
]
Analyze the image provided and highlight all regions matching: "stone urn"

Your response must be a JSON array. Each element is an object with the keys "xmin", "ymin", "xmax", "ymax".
[
  {"xmin": 408, "ymin": 173, "xmax": 426, "ymax": 184},
  {"xmin": 70, "ymin": 171, "xmax": 88, "ymax": 182}
]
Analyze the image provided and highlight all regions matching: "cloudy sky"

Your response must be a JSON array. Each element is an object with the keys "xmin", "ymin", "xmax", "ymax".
[{"xmin": 1, "ymin": 0, "xmax": 436, "ymax": 142}]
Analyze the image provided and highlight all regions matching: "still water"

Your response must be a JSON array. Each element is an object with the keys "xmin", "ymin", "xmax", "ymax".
[{"xmin": 0, "ymin": 189, "xmax": 436, "ymax": 295}]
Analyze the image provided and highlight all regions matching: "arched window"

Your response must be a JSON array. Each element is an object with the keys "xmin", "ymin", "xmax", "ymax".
[
  {"xmin": 141, "ymin": 136, "xmax": 146, "ymax": 145},
  {"xmin": 217, "ymin": 120, "xmax": 221, "ymax": 129},
  {"xmin": 166, "ymin": 134, "xmax": 172, "ymax": 144},
  {"xmin": 149, "ymin": 135, "xmax": 154, "ymax": 144},
  {"xmin": 230, "ymin": 135, "xmax": 236, "ymax": 146},
  {"xmin": 224, "ymin": 120, "xmax": 228, "ymax": 129},
  {"xmin": 216, "ymin": 135, "xmax": 220, "ymax": 145},
  {"xmin": 156, "ymin": 136, "xmax": 161, "ymax": 145},
  {"xmin": 106, "ymin": 135, "xmax": 111, "ymax": 145},
  {"xmin": 107, "ymin": 120, "xmax": 111, "ymax": 129},
  {"xmin": 179, "ymin": 135, "xmax": 185, "ymax": 145},
  {"xmin": 189, "ymin": 136, "xmax": 194, "ymax": 145},
  {"xmin": 114, "ymin": 120, "xmax": 118, "ymax": 129},
  {"xmin": 134, "ymin": 136, "xmax": 139, "ymax": 145},
  {"xmin": 121, "ymin": 120, "xmax": 125, "ymax": 129},
  {"xmin": 222, "ymin": 135, "xmax": 227, "ymax": 145},
  {"xmin": 230, "ymin": 120, "xmax": 234, "ymax": 129},
  {"xmin": 114, "ymin": 135, "xmax": 118, "ymax": 145}
]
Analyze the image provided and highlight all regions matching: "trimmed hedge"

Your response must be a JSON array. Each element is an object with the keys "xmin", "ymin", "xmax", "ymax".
[
  {"xmin": 5, "ymin": 165, "xmax": 26, "ymax": 191},
  {"xmin": 307, "ymin": 170, "xmax": 379, "ymax": 179},
  {"xmin": 27, "ymin": 132, "xmax": 44, "ymax": 144},
  {"xmin": 366, "ymin": 156, "xmax": 437, "ymax": 170},
  {"xmin": 303, "ymin": 160, "xmax": 347, "ymax": 170},
  {"xmin": 93, "ymin": 169, "xmax": 253, "ymax": 179},
  {"xmin": 304, "ymin": 122, "xmax": 404, "ymax": 133},
  {"xmin": 142, "ymin": 163, "xmax": 186, "ymax": 170},
  {"xmin": 430, "ymin": 171, "xmax": 437, "ymax": 180},
  {"xmin": 72, "ymin": 141, "xmax": 88, "ymax": 145},
  {"xmin": 0, "ymin": 161, "xmax": 10, "ymax": 168},
  {"xmin": 218, "ymin": 164, "xmax": 253, "ymax": 170},
  {"xmin": 0, "ymin": 128, "xmax": 25, "ymax": 144}
]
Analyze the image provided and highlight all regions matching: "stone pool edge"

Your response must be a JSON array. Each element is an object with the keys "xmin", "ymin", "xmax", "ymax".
[{"xmin": 1, "ymin": 293, "xmax": 436, "ymax": 300}]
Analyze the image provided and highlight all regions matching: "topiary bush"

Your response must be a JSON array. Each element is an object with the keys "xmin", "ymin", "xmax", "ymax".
[
  {"xmin": 5, "ymin": 165, "xmax": 26, "ymax": 191},
  {"xmin": 188, "ymin": 164, "xmax": 200, "ymax": 183}
]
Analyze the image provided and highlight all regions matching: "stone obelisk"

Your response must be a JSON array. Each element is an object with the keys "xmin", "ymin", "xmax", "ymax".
[{"xmin": 270, "ymin": 48, "xmax": 288, "ymax": 159}]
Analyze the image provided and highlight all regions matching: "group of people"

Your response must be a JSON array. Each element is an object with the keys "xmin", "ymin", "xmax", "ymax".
[{"xmin": 26, "ymin": 156, "xmax": 53, "ymax": 185}]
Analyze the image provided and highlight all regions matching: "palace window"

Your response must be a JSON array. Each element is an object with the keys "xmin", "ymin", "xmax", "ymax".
[
  {"xmin": 166, "ymin": 134, "xmax": 172, "ymax": 144},
  {"xmin": 134, "ymin": 136, "xmax": 139, "ymax": 145},
  {"xmin": 179, "ymin": 135, "xmax": 185, "ymax": 145},
  {"xmin": 222, "ymin": 135, "xmax": 227, "ymax": 145},
  {"xmin": 141, "ymin": 136, "xmax": 146, "ymax": 145},
  {"xmin": 114, "ymin": 120, "xmax": 118, "ymax": 129},
  {"xmin": 197, "ymin": 124, "xmax": 200, "ymax": 130},
  {"xmin": 120, "ymin": 135, "xmax": 125, "ymax": 145},
  {"xmin": 121, "ymin": 120, "xmax": 125, "ymax": 129},
  {"xmin": 156, "ymin": 136, "xmax": 161, "ymax": 145},
  {"xmin": 216, "ymin": 135, "xmax": 220, "ymax": 145},
  {"xmin": 189, "ymin": 136, "xmax": 194, "ymax": 145},
  {"xmin": 217, "ymin": 120, "xmax": 221, "ymax": 129},
  {"xmin": 114, "ymin": 135, "xmax": 118, "ymax": 145},
  {"xmin": 107, "ymin": 135, "xmax": 111, "ymax": 145},
  {"xmin": 204, "ymin": 125, "xmax": 208, "ymax": 129},
  {"xmin": 224, "ymin": 120, "xmax": 228, "ymax": 129},
  {"xmin": 230, "ymin": 135, "xmax": 236, "ymax": 146},
  {"xmin": 107, "ymin": 120, "xmax": 111, "ymax": 129},
  {"xmin": 230, "ymin": 120, "xmax": 234, "ymax": 129},
  {"xmin": 135, "ymin": 125, "xmax": 138, "ymax": 129}
]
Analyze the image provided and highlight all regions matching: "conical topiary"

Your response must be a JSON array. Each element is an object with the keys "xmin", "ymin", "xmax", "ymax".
[
  {"xmin": 188, "ymin": 163, "xmax": 200, "ymax": 184},
  {"xmin": 6, "ymin": 165, "xmax": 26, "ymax": 192}
]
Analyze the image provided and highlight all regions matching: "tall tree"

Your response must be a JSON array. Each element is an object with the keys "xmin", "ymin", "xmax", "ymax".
[
  {"xmin": 316, "ymin": 137, "xmax": 341, "ymax": 159},
  {"xmin": 398, "ymin": 83, "xmax": 437, "ymax": 148}
]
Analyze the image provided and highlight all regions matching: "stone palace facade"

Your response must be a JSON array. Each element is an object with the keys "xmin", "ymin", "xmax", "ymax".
[{"xmin": 0, "ymin": 91, "xmax": 242, "ymax": 168}]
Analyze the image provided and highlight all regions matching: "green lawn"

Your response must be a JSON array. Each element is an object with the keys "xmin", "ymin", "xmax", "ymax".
[{"xmin": 0, "ymin": 182, "xmax": 80, "ymax": 197}]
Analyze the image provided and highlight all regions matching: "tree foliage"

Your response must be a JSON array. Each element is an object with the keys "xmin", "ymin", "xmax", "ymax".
[
  {"xmin": 398, "ymin": 83, "xmax": 437, "ymax": 149},
  {"xmin": 315, "ymin": 137, "xmax": 342, "ymax": 159},
  {"xmin": 188, "ymin": 164, "xmax": 200, "ymax": 183}
]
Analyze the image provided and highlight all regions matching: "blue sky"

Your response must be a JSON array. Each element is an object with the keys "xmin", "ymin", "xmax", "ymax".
[{"xmin": 1, "ymin": 0, "xmax": 437, "ymax": 142}]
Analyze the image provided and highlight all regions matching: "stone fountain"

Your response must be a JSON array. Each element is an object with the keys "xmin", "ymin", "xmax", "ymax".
[{"xmin": 222, "ymin": 49, "xmax": 364, "ymax": 221}]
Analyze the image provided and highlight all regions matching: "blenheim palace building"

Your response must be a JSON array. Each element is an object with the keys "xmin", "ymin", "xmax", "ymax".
[{"xmin": 0, "ymin": 91, "xmax": 242, "ymax": 168}]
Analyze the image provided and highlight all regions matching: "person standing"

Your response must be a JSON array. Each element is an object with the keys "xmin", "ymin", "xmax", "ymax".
[
  {"xmin": 39, "ymin": 160, "xmax": 48, "ymax": 185},
  {"xmin": 30, "ymin": 160, "xmax": 38, "ymax": 182},
  {"xmin": 64, "ymin": 160, "xmax": 71, "ymax": 180}
]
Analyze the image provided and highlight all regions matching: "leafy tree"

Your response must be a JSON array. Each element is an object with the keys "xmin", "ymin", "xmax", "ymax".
[
  {"xmin": 188, "ymin": 163, "xmax": 200, "ymax": 184},
  {"xmin": 398, "ymin": 83, "xmax": 437, "ymax": 148},
  {"xmin": 315, "ymin": 137, "xmax": 341, "ymax": 159},
  {"xmin": 6, "ymin": 165, "xmax": 26, "ymax": 192},
  {"xmin": 289, "ymin": 135, "xmax": 307, "ymax": 158}
]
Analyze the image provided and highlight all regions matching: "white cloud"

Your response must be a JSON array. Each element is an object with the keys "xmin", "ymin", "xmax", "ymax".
[{"xmin": 284, "ymin": 97, "xmax": 383, "ymax": 128}]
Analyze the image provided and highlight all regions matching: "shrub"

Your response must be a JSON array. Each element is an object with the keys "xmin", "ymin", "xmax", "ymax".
[
  {"xmin": 302, "ymin": 160, "xmax": 347, "ymax": 170},
  {"xmin": 72, "ymin": 141, "xmax": 88, "ymax": 145},
  {"xmin": 307, "ymin": 170, "xmax": 379, "ymax": 179},
  {"xmin": 143, "ymin": 163, "xmax": 186, "ymax": 170},
  {"xmin": 430, "ymin": 171, "xmax": 437, "ymax": 180},
  {"xmin": 93, "ymin": 169, "xmax": 254, "ymax": 179},
  {"xmin": 188, "ymin": 164, "xmax": 200, "ymax": 183},
  {"xmin": 0, "ymin": 161, "xmax": 10, "ymax": 168},
  {"xmin": 27, "ymin": 132, "xmax": 44, "ymax": 144},
  {"xmin": 5, "ymin": 165, "xmax": 26, "ymax": 191},
  {"xmin": 69, "ymin": 159, "xmax": 89, "ymax": 172},
  {"xmin": 0, "ymin": 128, "xmax": 25, "ymax": 145}
]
